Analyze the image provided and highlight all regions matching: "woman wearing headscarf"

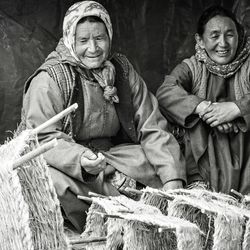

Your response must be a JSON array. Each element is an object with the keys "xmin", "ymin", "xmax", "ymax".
[
  {"xmin": 22, "ymin": 1, "xmax": 185, "ymax": 232},
  {"xmin": 157, "ymin": 5, "xmax": 250, "ymax": 195}
]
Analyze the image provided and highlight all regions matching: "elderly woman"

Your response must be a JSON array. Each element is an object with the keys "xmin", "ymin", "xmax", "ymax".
[
  {"xmin": 157, "ymin": 5, "xmax": 250, "ymax": 195},
  {"xmin": 22, "ymin": 1, "xmax": 185, "ymax": 232}
]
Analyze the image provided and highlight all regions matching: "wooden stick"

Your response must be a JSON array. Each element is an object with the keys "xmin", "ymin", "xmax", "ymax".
[
  {"xmin": 77, "ymin": 195, "xmax": 93, "ymax": 203},
  {"xmin": 230, "ymin": 189, "xmax": 244, "ymax": 201},
  {"xmin": 96, "ymin": 213, "xmax": 176, "ymax": 233},
  {"xmin": 99, "ymin": 213, "xmax": 123, "ymax": 219},
  {"xmin": 156, "ymin": 190, "xmax": 175, "ymax": 201},
  {"xmin": 158, "ymin": 227, "xmax": 176, "ymax": 233},
  {"xmin": 32, "ymin": 103, "xmax": 78, "ymax": 135},
  {"xmin": 12, "ymin": 139, "xmax": 58, "ymax": 170},
  {"xmin": 124, "ymin": 187, "xmax": 143, "ymax": 195},
  {"xmin": 88, "ymin": 191, "xmax": 107, "ymax": 198},
  {"xmin": 69, "ymin": 236, "xmax": 106, "ymax": 245},
  {"xmin": 125, "ymin": 187, "xmax": 174, "ymax": 201}
]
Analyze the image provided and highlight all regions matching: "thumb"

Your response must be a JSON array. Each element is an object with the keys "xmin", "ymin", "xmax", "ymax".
[{"xmin": 82, "ymin": 150, "xmax": 97, "ymax": 160}]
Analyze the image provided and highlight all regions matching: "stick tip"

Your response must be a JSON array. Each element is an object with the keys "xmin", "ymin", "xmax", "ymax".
[{"xmin": 72, "ymin": 103, "xmax": 78, "ymax": 110}]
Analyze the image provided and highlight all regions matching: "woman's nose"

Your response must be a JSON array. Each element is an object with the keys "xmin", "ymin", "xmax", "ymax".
[
  {"xmin": 88, "ymin": 39, "xmax": 97, "ymax": 53},
  {"xmin": 219, "ymin": 35, "xmax": 227, "ymax": 46}
]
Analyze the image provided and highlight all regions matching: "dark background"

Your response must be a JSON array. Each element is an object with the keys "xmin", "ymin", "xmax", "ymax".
[{"xmin": 0, "ymin": 0, "xmax": 249, "ymax": 143}]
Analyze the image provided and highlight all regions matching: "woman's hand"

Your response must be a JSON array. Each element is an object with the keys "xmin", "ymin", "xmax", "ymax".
[
  {"xmin": 216, "ymin": 122, "xmax": 239, "ymax": 133},
  {"xmin": 194, "ymin": 100, "xmax": 211, "ymax": 116},
  {"xmin": 200, "ymin": 102, "xmax": 241, "ymax": 126},
  {"xmin": 81, "ymin": 150, "xmax": 106, "ymax": 175},
  {"xmin": 162, "ymin": 180, "xmax": 183, "ymax": 191}
]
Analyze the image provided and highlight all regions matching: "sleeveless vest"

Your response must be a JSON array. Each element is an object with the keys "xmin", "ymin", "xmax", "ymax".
[
  {"xmin": 24, "ymin": 53, "xmax": 138, "ymax": 143},
  {"xmin": 183, "ymin": 55, "xmax": 250, "ymax": 100}
]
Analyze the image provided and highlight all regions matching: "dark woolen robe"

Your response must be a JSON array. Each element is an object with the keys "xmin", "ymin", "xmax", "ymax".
[{"xmin": 157, "ymin": 60, "xmax": 250, "ymax": 195}]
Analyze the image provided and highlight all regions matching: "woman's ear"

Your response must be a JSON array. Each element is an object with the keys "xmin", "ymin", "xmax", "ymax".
[{"xmin": 195, "ymin": 33, "xmax": 205, "ymax": 49}]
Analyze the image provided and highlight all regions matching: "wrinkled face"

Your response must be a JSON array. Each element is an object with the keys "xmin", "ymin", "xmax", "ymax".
[
  {"xmin": 75, "ymin": 21, "xmax": 110, "ymax": 68},
  {"xmin": 197, "ymin": 15, "xmax": 238, "ymax": 65}
]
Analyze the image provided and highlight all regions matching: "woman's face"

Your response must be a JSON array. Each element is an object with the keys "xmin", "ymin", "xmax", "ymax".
[
  {"xmin": 197, "ymin": 15, "xmax": 238, "ymax": 65},
  {"xmin": 75, "ymin": 20, "xmax": 110, "ymax": 68}
]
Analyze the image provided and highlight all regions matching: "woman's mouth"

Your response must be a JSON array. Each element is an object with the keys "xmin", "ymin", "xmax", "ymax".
[
  {"xmin": 216, "ymin": 50, "xmax": 230, "ymax": 56},
  {"xmin": 86, "ymin": 54, "xmax": 101, "ymax": 59}
]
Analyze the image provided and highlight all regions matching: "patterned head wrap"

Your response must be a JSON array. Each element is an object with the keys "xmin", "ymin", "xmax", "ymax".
[
  {"xmin": 195, "ymin": 34, "xmax": 250, "ymax": 78},
  {"xmin": 62, "ymin": 1, "xmax": 119, "ymax": 103}
]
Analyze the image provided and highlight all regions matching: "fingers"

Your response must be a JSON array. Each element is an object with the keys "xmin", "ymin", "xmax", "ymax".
[
  {"xmin": 217, "ymin": 125, "xmax": 224, "ymax": 133},
  {"xmin": 216, "ymin": 123, "xmax": 235, "ymax": 133},
  {"xmin": 233, "ymin": 124, "xmax": 239, "ymax": 133},
  {"xmin": 162, "ymin": 180, "xmax": 183, "ymax": 191},
  {"xmin": 195, "ymin": 100, "xmax": 211, "ymax": 115},
  {"xmin": 82, "ymin": 149, "xmax": 97, "ymax": 160},
  {"xmin": 81, "ymin": 153, "xmax": 105, "ymax": 166},
  {"xmin": 220, "ymin": 123, "xmax": 232, "ymax": 133},
  {"xmin": 81, "ymin": 151, "xmax": 106, "ymax": 175}
]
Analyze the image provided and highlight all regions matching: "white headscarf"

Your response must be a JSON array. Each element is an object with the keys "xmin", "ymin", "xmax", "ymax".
[{"xmin": 62, "ymin": 1, "xmax": 118, "ymax": 103}]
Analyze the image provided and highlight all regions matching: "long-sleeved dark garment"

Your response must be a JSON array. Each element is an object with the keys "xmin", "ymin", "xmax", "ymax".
[{"xmin": 157, "ymin": 60, "xmax": 250, "ymax": 195}]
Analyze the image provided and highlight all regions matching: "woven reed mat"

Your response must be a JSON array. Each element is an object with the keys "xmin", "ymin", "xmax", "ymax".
[
  {"xmin": 82, "ymin": 195, "xmax": 202, "ymax": 250},
  {"xmin": 0, "ymin": 131, "xmax": 34, "ymax": 250},
  {"xmin": 4, "ymin": 130, "xmax": 69, "ymax": 249}
]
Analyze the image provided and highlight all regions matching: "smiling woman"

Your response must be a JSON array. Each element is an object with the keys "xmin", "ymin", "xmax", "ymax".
[
  {"xmin": 157, "ymin": 5, "xmax": 250, "ymax": 195},
  {"xmin": 20, "ymin": 0, "xmax": 185, "ymax": 233}
]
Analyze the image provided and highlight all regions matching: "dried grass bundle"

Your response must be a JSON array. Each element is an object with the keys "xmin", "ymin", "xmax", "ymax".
[
  {"xmin": 139, "ymin": 187, "xmax": 174, "ymax": 215},
  {"xmin": 83, "ymin": 202, "xmax": 107, "ymax": 238},
  {"xmin": 81, "ymin": 202, "xmax": 107, "ymax": 250},
  {"xmin": 106, "ymin": 218, "xmax": 124, "ymax": 250},
  {"xmin": 86, "ymin": 195, "xmax": 202, "ymax": 250},
  {"xmin": 0, "ymin": 155, "xmax": 33, "ymax": 250},
  {"xmin": 139, "ymin": 187, "xmax": 250, "ymax": 249},
  {"xmin": 168, "ymin": 191, "xmax": 247, "ymax": 250},
  {"xmin": 15, "ymin": 134, "xmax": 69, "ymax": 250},
  {"xmin": 122, "ymin": 221, "xmax": 176, "ymax": 250},
  {"xmin": 242, "ymin": 219, "xmax": 250, "ymax": 250}
]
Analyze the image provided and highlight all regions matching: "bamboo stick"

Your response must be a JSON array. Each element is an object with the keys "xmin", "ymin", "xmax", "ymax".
[
  {"xmin": 99, "ymin": 213, "xmax": 123, "ymax": 219},
  {"xmin": 230, "ymin": 189, "xmax": 244, "ymax": 201},
  {"xmin": 32, "ymin": 103, "xmax": 78, "ymax": 135},
  {"xmin": 88, "ymin": 191, "xmax": 107, "ymax": 198},
  {"xmin": 12, "ymin": 139, "xmax": 58, "ymax": 170},
  {"xmin": 124, "ymin": 187, "xmax": 143, "ymax": 195},
  {"xmin": 128, "ymin": 187, "xmax": 174, "ymax": 201},
  {"xmin": 69, "ymin": 236, "xmax": 106, "ymax": 245},
  {"xmin": 158, "ymin": 227, "xmax": 176, "ymax": 233},
  {"xmin": 77, "ymin": 195, "xmax": 93, "ymax": 203},
  {"xmin": 96, "ymin": 213, "xmax": 176, "ymax": 233},
  {"xmin": 156, "ymin": 190, "xmax": 175, "ymax": 201}
]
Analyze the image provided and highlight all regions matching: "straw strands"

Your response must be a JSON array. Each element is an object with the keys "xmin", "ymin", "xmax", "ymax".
[
  {"xmin": 0, "ymin": 129, "xmax": 69, "ymax": 249},
  {"xmin": 82, "ymin": 195, "xmax": 202, "ymax": 250},
  {"xmin": 138, "ymin": 187, "xmax": 250, "ymax": 250},
  {"xmin": 0, "ymin": 152, "xmax": 33, "ymax": 250},
  {"xmin": 17, "ymin": 136, "xmax": 69, "ymax": 250},
  {"xmin": 140, "ymin": 187, "xmax": 174, "ymax": 215}
]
